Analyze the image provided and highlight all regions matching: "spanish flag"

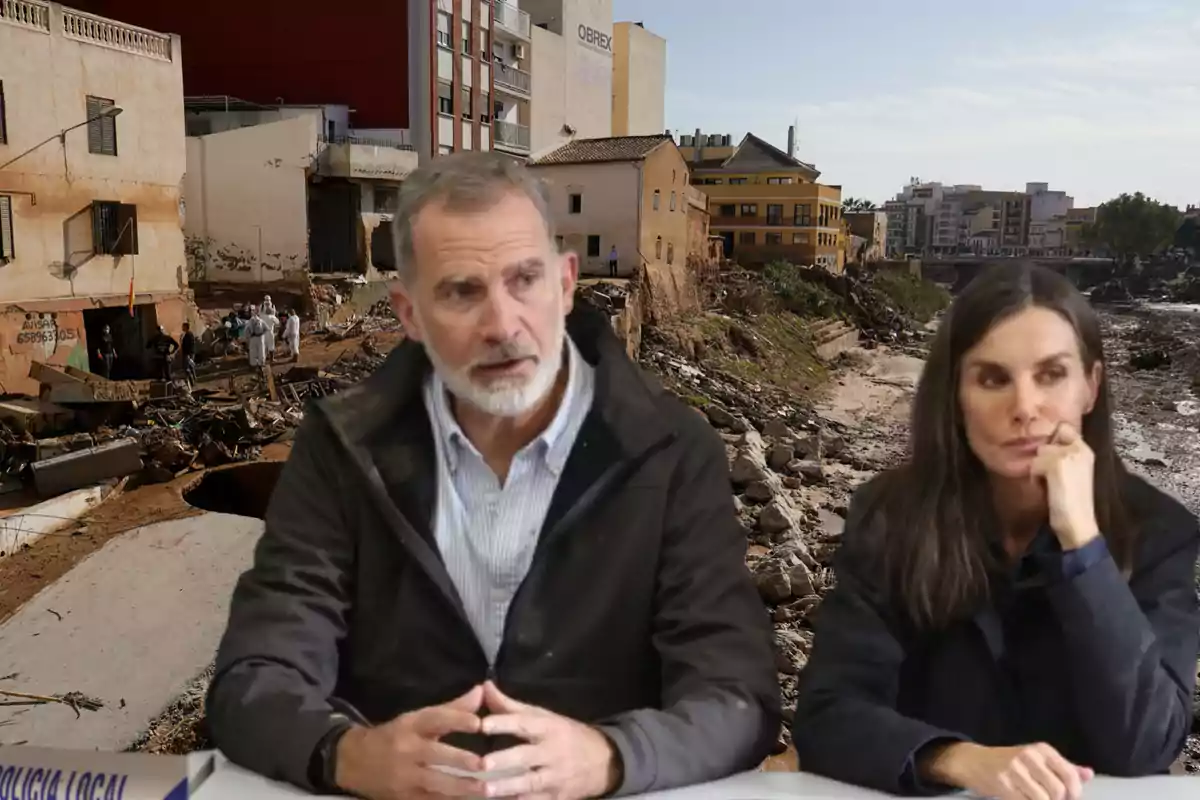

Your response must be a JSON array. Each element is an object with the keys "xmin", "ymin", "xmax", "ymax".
[{"xmin": 127, "ymin": 276, "xmax": 135, "ymax": 316}]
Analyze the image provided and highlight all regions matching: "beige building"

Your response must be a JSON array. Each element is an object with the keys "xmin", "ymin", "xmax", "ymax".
[
  {"xmin": 525, "ymin": 0, "xmax": 615, "ymax": 153},
  {"xmin": 844, "ymin": 211, "xmax": 888, "ymax": 263},
  {"xmin": 0, "ymin": 0, "xmax": 191, "ymax": 394},
  {"xmin": 182, "ymin": 102, "xmax": 418, "ymax": 285},
  {"xmin": 611, "ymin": 21, "xmax": 666, "ymax": 137},
  {"xmin": 528, "ymin": 135, "xmax": 693, "ymax": 277}
]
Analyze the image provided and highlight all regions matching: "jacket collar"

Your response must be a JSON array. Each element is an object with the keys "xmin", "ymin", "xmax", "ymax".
[{"xmin": 315, "ymin": 302, "xmax": 673, "ymax": 461}]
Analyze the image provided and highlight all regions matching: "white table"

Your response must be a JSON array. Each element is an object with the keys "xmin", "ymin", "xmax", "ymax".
[{"xmin": 192, "ymin": 760, "xmax": 1198, "ymax": 799}]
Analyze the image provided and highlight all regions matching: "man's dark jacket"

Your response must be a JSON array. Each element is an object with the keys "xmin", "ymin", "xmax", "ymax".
[
  {"xmin": 793, "ymin": 470, "xmax": 1200, "ymax": 795},
  {"xmin": 207, "ymin": 305, "xmax": 781, "ymax": 795}
]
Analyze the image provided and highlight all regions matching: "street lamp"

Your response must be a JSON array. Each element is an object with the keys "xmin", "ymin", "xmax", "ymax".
[{"xmin": 0, "ymin": 106, "xmax": 123, "ymax": 172}]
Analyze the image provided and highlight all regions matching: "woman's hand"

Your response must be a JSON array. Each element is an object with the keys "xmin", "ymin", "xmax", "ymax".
[
  {"xmin": 924, "ymin": 741, "xmax": 1094, "ymax": 800},
  {"xmin": 1030, "ymin": 422, "xmax": 1101, "ymax": 550}
]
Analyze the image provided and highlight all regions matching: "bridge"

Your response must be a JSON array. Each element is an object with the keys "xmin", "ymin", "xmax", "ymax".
[{"xmin": 917, "ymin": 256, "xmax": 1116, "ymax": 290}]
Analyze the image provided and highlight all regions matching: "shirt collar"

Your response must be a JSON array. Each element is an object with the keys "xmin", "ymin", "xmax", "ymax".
[{"xmin": 425, "ymin": 337, "xmax": 587, "ymax": 477}]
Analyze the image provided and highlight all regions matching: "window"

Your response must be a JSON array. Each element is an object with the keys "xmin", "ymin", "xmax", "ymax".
[
  {"xmin": 479, "ymin": 28, "xmax": 489, "ymax": 59},
  {"xmin": 438, "ymin": 144, "xmax": 454, "ymax": 155},
  {"xmin": 655, "ymin": 236, "xmax": 662, "ymax": 259},
  {"xmin": 652, "ymin": 190, "xmax": 660, "ymax": 210},
  {"xmin": 0, "ymin": 195, "xmax": 13, "ymax": 262},
  {"xmin": 738, "ymin": 231, "xmax": 755, "ymax": 244},
  {"xmin": 739, "ymin": 204, "xmax": 757, "ymax": 217},
  {"xmin": 86, "ymin": 96, "xmax": 118, "ymax": 156},
  {"xmin": 568, "ymin": 193, "xmax": 582, "ymax": 214},
  {"xmin": 729, "ymin": 178, "xmax": 746, "ymax": 185},
  {"xmin": 462, "ymin": 20, "xmax": 471, "ymax": 54},
  {"xmin": 794, "ymin": 204, "xmax": 812, "ymax": 226},
  {"xmin": 374, "ymin": 187, "xmax": 401, "ymax": 214},
  {"xmin": 666, "ymin": 242, "xmax": 674, "ymax": 264},
  {"xmin": 670, "ymin": 191, "xmax": 676, "ymax": 211},
  {"xmin": 718, "ymin": 204, "xmax": 735, "ymax": 217},
  {"xmin": 0, "ymin": 81, "xmax": 7, "ymax": 145},
  {"xmin": 767, "ymin": 177, "xmax": 794, "ymax": 185},
  {"xmin": 586, "ymin": 235, "xmax": 601, "ymax": 257},
  {"xmin": 792, "ymin": 232, "xmax": 808, "ymax": 244},
  {"xmin": 766, "ymin": 204, "xmax": 783, "ymax": 225},
  {"xmin": 461, "ymin": 86, "xmax": 472, "ymax": 120},
  {"xmin": 438, "ymin": 82, "xmax": 453, "ymax": 115},
  {"xmin": 91, "ymin": 201, "xmax": 138, "ymax": 255},
  {"xmin": 765, "ymin": 232, "xmax": 782, "ymax": 245},
  {"xmin": 437, "ymin": 12, "xmax": 452, "ymax": 47},
  {"xmin": 479, "ymin": 93, "xmax": 490, "ymax": 123}
]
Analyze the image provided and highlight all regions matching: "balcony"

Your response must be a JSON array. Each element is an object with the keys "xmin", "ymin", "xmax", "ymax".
[
  {"xmin": 1, "ymin": 0, "xmax": 50, "ymax": 31},
  {"xmin": 493, "ymin": 120, "xmax": 530, "ymax": 153},
  {"xmin": 492, "ymin": 1, "xmax": 530, "ymax": 40},
  {"xmin": 318, "ymin": 134, "xmax": 418, "ymax": 181},
  {"xmin": 494, "ymin": 62, "xmax": 531, "ymax": 96}
]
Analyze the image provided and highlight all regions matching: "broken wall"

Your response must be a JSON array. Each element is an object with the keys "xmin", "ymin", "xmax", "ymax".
[{"xmin": 183, "ymin": 117, "xmax": 316, "ymax": 283}]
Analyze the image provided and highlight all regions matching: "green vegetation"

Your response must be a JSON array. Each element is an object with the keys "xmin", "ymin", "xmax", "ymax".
[
  {"xmin": 1084, "ymin": 192, "xmax": 1183, "ymax": 266},
  {"xmin": 870, "ymin": 269, "xmax": 951, "ymax": 323},
  {"xmin": 762, "ymin": 262, "xmax": 848, "ymax": 319},
  {"xmin": 690, "ymin": 311, "xmax": 827, "ymax": 394}
]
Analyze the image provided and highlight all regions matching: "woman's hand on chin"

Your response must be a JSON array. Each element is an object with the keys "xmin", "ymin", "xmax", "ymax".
[{"xmin": 1030, "ymin": 422, "xmax": 1101, "ymax": 550}]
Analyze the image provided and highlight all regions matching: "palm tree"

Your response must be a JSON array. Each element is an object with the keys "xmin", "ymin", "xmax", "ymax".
[{"xmin": 842, "ymin": 197, "xmax": 875, "ymax": 213}]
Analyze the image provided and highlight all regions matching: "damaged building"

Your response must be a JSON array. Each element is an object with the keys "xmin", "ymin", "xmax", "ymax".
[
  {"xmin": 180, "ymin": 98, "xmax": 419, "ymax": 286},
  {"xmin": 0, "ymin": 0, "xmax": 192, "ymax": 395}
]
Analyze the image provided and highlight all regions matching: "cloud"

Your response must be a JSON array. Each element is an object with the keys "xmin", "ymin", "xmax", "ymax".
[{"xmin": 781, "ymin": 11, "xmax": 1200, "ymax": 205}]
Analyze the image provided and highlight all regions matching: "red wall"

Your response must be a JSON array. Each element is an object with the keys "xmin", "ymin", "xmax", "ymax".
[{"xmin": 74, "ymin": 0, "xmax": 411, "ymax": 129}]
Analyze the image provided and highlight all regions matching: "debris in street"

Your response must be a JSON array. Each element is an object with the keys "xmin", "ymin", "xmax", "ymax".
[
  {"xmin": 29, "ymin": 438, "xmax": 143, "ymax": 498},
  {"xmin": 0, "ymin": 688, "xmax": 104, "ymax": 718}
]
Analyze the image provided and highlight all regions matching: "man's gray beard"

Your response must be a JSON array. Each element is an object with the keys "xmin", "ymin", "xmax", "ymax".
[{"xmin": 420, "ymin": 310, "xmax": 566, "ymax": 418}]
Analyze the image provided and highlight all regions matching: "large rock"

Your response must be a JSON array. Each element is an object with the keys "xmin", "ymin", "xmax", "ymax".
[{"xmin": 734, "ymin": 431, "xmax": 807, "ymax": 537}]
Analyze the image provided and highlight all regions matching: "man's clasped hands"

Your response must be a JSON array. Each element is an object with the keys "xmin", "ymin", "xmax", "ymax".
[{"xmin": 334, "ymin": 681, "xmax": 622, "ymax": 800}]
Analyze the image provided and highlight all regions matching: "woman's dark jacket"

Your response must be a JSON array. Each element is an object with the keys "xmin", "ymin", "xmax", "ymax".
[{"xmin": 792, "ymin": 471, "xmax": 1200, "ymax": 795}]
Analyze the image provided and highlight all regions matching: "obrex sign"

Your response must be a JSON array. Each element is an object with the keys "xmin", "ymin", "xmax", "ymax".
[{"xmin": 577, "ymin": 24, "xmax": 611, "ymax": 52}]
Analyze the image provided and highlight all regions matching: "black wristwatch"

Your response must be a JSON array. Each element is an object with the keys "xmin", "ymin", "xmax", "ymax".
[{"xmin": 310, "ymin": 717, "xmax": 354, "ymax": 793}]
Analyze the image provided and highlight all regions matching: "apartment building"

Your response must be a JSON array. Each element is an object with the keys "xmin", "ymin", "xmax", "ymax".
[
  {"xmin": 0, "ymin": 0, "xmax": 191, "ymax": 394},
  {"xmin": 611, "ymin": 21, "xmax": 666, "ymax": 137},
  {"xmin": 677, "ymin": 127, "xmax": 844, "ymax": 271},
  {"xmin": 885, "ymin": 179, "xmax": 1044, "ymax": 257},
  {"xmin": 528, "ymin": 135, "xmax": 692, "ymax": 277}
]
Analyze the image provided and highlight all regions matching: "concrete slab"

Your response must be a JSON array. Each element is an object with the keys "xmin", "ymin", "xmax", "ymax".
[
  {"xmin": 0, "ymin": 512, "xmax": 262, "ymax": 749},
  {"xmin": 0, "ymin": 484, "xmax": 105, "ymax": 555}
]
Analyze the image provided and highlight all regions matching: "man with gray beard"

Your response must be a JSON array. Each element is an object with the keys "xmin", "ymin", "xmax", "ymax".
[{"xmin": 207, "ymin": 152, "xmax": 779, "ymax": 800}]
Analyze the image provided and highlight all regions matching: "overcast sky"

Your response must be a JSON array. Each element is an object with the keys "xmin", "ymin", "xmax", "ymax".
[{"xmin": 611, "ymin": 0, "xmax": 1200, "ymax": 209}]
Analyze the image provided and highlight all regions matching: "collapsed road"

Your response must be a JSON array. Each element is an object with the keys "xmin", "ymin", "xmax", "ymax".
[{"xmin": 0, "ymin": 265, "xmax": 1197, "ymax": 775}]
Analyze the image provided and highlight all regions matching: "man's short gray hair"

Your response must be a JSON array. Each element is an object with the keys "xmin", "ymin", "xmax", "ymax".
[{"xmin": 392, "ymin": 151, "xmax": 556, "ymax": 283}]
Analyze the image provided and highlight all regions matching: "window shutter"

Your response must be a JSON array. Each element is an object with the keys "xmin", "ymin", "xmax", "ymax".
[
  {"xmin": 86, "ymin": 96, "xmax": 103, "ymax": 154},
  {"xmin": 0, "ymin": 196, "xmax": 13, "ymax": 260},
  {"xmin": 101, "ymin": 113, "xmax": 117, "ymax": 156}
]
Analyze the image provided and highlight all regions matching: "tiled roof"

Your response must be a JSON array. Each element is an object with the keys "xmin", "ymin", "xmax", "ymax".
[{"xmin": 529, "ymin": 135, "xmax": 673, "ymax": 165}]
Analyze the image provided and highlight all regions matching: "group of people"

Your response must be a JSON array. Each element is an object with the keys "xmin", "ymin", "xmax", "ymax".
[
  {"xmin": 206, "ymin": 152, "xmax": 1200, "ymax": 800},
  {"xmin": 239, "ymin": 295, "xmax": 301, "ymax": 367}
]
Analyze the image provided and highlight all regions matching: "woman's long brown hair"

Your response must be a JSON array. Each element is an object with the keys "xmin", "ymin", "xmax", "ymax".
[{"xmin": 867, "ymin": 263, "xmax": 1134, "ymax": 631}]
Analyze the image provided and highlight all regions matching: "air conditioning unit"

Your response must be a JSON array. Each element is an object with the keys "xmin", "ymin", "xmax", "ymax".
[{"xmin": 513, "ymin": 43, "xmax": 526, "ymax": 59}]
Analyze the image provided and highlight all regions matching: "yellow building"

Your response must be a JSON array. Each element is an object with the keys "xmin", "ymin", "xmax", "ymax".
[
  {"xmin": 676, "ymin": 129, "xmax": 844, "ymax": 271},
  {"xmin": 611, "ymin": 21, "xmax": 666, "ymax": 137}
]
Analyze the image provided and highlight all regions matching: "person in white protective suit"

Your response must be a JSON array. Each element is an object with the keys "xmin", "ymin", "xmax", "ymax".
[
  {"xmin": 283, "ymin": 310, "xmax": 301, "ymax": 361},
  {"xmin": 261, "ymin": 307, "xmax": 279, "ymax": 362},
  {"xmin": 242, "ymin": 305, "xmax": 268, "ymax": 367},
  {"xmin": 261, "ymin": 294, "xmax": 277, "ymax": 317}
]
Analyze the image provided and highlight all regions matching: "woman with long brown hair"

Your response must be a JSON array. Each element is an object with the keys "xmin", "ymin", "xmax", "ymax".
[{"xmin": 792, "ymin": 264, "xmax": 1200, "ymax": 800}]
